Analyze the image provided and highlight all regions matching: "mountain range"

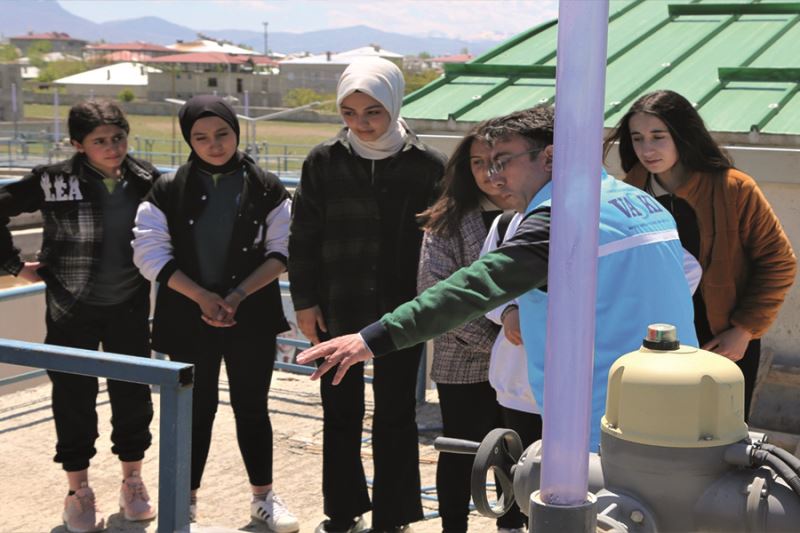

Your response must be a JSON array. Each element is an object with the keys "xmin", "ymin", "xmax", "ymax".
[{"xmin": 1, "ymin": 0, "xmax": 503, "ymax": 56}]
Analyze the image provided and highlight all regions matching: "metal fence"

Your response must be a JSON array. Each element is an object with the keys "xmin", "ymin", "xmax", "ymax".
[
  {"xmin": 0, "ymin": 133, "xmax": 312, "ymax": 178},
  {"xmin": 128, "ymin": 136, "xmax": 313, "ymax": 175}
]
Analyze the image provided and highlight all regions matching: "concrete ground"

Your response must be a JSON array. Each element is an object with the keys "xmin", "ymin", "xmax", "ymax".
[{"xmin": 0, "ymin": 368, "xmax": 499, "ymax": 533}]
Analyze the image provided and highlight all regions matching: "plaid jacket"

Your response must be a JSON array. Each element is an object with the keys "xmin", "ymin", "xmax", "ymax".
[
  {"xmin": 418, "ymin": 209, "xmax": 500, "ymax": 384},
  {"xmin": 0, "ymin": 154, "xmax": 160, "ymax": 322},
  {"xmin": 289, "ymin": 128, "xmax": 445, "ymax": 336}
]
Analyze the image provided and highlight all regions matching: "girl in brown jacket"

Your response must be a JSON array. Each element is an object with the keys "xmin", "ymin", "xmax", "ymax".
[{"xmin": 604, "ymin": 89, "xmax": 796, "ymax": 420}]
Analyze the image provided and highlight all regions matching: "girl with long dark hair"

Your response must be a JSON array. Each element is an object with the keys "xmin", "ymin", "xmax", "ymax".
[
  {"xmin": 605, "ymin": 89, "xmax": 796, "ymax": 419},
  {"xmin": 417, "ymin": 126, "xmax": 539, "ymax": 533}
]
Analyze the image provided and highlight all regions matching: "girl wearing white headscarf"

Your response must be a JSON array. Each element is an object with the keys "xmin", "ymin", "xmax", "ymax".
[{"xmin": 289, "ymin": 58, "xmax": 446, "ymax": 533}]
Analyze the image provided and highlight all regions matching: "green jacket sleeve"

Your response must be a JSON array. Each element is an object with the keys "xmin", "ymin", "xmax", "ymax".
[{"xmin": 362, "ymin": 209, "xmax": 551, "ymax": 355}]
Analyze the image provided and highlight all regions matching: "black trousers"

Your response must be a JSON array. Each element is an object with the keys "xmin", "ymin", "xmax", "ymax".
[
  {"xmin": 437, "ymin": 382, "xmax": 537, "ymax": 532},
  {"xmin": 320, "ymin": 344, "xmax": 424, "ymax": 530},
  {"xmin": 171, "ymin": 330, "xmax": 277, "ymax": 490},
  {"xmin": 736, "ymin": 338, "xmax": 762, "ymax": 420},
  {"xmin": 500, "ymin": 406, "xmax": 543, "ymax": 451},
  {"xmin": 45, "ymin": 286, "xmax": 153, "ymax": 472},
  {"xmin": 695, "ymin": 303, "xmax": 762, "ymax": 421}
]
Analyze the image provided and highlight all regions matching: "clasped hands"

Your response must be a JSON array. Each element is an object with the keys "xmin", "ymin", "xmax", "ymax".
[{"xmin": 197, "ymin": 288, "xmax": 245, "ymax": 327}]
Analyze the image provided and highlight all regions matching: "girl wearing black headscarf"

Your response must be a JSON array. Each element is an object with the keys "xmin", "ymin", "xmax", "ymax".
[{"xmin": 132, "ymin": 95, "xmax": 298, "ymax": 532}]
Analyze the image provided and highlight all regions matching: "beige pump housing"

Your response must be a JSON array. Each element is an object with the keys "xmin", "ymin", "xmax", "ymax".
[{"xmin": 601, "ymin": 324, "xmax": 749, "ymax": 448}]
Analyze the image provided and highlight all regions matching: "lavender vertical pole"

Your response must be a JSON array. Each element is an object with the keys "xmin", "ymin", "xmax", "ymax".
[{"xmin": 539, "ymin": 0, "xmax": 609, "ymax": 506}]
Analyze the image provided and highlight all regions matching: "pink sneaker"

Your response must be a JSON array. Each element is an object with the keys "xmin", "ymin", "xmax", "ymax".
[
  {"xmin": 63, "ymin": 482, "xmax": 105, "ymax": 533},
  {"xmin": 119, "ymin": 471, "xmax": 157, "ymax": 521}
]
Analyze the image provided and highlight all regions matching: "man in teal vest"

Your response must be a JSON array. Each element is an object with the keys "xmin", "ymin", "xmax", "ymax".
[{"xmin": 297, "ymin": 106, "xmax": 697, "ymax": 450}]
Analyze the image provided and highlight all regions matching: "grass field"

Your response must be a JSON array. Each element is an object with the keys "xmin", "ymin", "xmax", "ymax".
[
  {"xmin": 24, "ymin": 104, "xmax": 342, "ymax": 144},
  {"xmin": 23, "ymin": 104, "xmax": 343, "ymax": 171}
]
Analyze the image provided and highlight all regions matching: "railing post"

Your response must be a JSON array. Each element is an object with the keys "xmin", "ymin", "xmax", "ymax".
[{"xmin": 157, "ymin": 380, "xmax": 193, "ymax": 533}]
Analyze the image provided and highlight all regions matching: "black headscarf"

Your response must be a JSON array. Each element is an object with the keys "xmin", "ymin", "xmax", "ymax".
[{"xmin": 178, "ymin": 95, "xmax": 243, "ymax": 174}]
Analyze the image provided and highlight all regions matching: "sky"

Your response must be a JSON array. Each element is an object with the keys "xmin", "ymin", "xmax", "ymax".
[{"xmin": 58, "ymin": 0, "xmax": 559, "ymax": 41}]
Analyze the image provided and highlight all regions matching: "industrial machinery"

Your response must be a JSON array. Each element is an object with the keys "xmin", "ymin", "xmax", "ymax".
[{"xmin": 435, "ymin": 325, "xmax": 800, "ymax": 532}]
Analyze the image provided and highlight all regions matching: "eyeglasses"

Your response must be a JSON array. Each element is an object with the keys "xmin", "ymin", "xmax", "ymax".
[{"xmin": 488, "ymin": 148, "xmax": 542, "ymax": 176}]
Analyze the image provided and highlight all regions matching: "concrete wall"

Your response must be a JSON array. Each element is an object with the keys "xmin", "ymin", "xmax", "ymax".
[
  {"xmin": 146, "ymin": 71, "xmax": 274, "ymax": 105},
  {"xmin": 278, "ymin": 63, "xmax": 346, "ymax": 100},
  {"xmin": 61, "ymin": 84, "xmax": 148, "ymax": 99}
]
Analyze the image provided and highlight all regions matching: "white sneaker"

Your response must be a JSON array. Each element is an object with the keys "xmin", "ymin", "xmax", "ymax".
[{"xmin": 251, "ymin": 491, "xmax": 299, "ymax": 533}]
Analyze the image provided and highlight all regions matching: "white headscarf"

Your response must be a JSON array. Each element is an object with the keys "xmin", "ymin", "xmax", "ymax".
[{"xmin": 336, "ymin": 57, "xmax": 409, "ymax": 160}]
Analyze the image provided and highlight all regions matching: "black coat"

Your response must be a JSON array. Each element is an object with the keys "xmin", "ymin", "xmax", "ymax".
[
  {"xmin": 146, "ymin": 156, "xmax": 290, "ymax": 355},
  {"xmin": 289, "ymin": 129, "xmax": 445, "ymax": 336}
]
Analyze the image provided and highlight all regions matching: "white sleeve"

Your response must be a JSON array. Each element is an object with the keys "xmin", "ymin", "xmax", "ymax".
[
  {"xmin": 683, "ymin": 248, "xmax": 702, "ymax": 295},
  {"xmin": 480, "ymin": 213, "xmax": 503, "ymax": 257},
  {"xmin": 263, "ymin": 197, "xmax": 291, "ymax": 259},
  {"xmin": 483, "ymin": 212, "xmax": 524, "ymax": 324},
  {"xmin": 132, "ymin": 201, "xmax": 174, "ymax": 282}
]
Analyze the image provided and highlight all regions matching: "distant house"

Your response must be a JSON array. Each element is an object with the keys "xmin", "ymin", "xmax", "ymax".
[
  {"xmin": 168, "ymin": 38, "xmax": 258, "ymax": 56},
  {"xmin": 54, "ymin": 62, "xmax": 162, "ymax": 99},
  {"xmin": 20, "ymin": 51, "xmax": 81, "ymax": 81},
  {"xmin": 10, "ymin": 32, "xmax": 87, "ymax": 57},
  {"xmin": 15, "ymin": 51, "xmax": 83, "ymax": 64},
  {"xmin": 14, "ymin": 51, "xmax": 82, "ymax": 82},
  {"xmin": 0, "ymin": 64, "xmax": 24, "ymax": 121},
  {"xmin": 277, "ymin": 45, "xmax": 403, "ymax": 102},
  {"xmin": 84, "ymin": 42, "xmax": 175, "ymax": 63},
  {"xmin": 145, "ymin": 52, "xmax": 279, "ymax": 105}
]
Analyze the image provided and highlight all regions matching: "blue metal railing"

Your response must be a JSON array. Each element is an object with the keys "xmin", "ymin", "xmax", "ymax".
[
  {"xmin": 0, "ymin": 280, "xmax": 438, "ymax": 526},
  {"xmin": 0, "ymin": 282, "xmax": 318, "ymax": 387},
  {"xmin": 0, "ymin": 338, "xmax": 194, "ymax": 533},
  {"xmin": 0, "ymin": 279, "xmax": 426, "ymax": 398}
]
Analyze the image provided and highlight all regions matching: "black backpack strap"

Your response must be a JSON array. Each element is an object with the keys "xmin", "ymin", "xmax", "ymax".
[{"xmin": 496, "ymin": 210, "xmax": 516, "ymax": 246}]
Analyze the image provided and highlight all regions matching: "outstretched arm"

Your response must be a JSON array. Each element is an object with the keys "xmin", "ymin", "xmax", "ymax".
[{"xmin": 296, "ymin": 209, "xmax": 552, "ymax": 383}]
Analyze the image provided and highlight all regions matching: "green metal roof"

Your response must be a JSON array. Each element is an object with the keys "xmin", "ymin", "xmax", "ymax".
[{"xmin": 402, "ymin": 0, "xmax": 800, "ymax": 137}]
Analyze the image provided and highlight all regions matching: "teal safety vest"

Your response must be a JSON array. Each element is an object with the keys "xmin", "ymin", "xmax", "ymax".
[{"xmin": 519, "ymin": 170, "xmax": 697, "ymax": 450}]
